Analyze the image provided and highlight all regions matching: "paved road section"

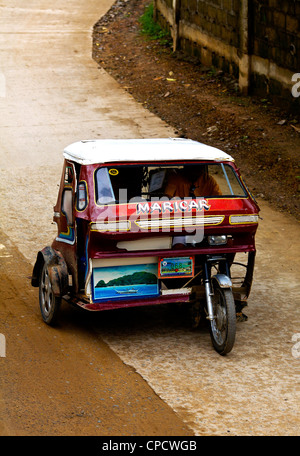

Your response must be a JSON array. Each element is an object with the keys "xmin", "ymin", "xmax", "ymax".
[
  {"xmin": 0, "ymin": 0, "xmax": 190, "ymax": 436},
  {"xmin": 99, "ymin": 202, "xmax": 300, "ymax": 435},
  {"xmin": 0, "ymin": 0, "xmax": 299, "ymax": 437}
]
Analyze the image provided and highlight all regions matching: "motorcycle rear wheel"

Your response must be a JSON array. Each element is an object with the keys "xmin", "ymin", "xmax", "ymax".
[{"xmin": 39, "ymin": 263, "xmax": 61, "ymax": 326}]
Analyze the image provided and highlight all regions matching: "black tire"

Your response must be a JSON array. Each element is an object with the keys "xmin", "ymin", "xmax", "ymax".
[
  {"xmin": 209, "ymin": 281, "xmax": 236, "ymax": 355},
  {"xmin": 39, "ymin": 262, "xmax": 61, "ymax": 325}
]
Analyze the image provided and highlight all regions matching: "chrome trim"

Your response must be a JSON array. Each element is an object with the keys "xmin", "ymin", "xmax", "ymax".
[{"xmin": 135, "ymin": 215, "xmax": 224, "ymax": 229}]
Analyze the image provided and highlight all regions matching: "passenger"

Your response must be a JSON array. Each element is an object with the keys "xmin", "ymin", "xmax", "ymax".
[{"xmin": 165, "ymin": 166, "xmax": 222, "ymax": 199}]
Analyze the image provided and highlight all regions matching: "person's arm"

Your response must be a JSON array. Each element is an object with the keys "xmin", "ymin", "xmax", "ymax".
[{"xmin": 165, "ymin": 173, "xmax": 179, "ymax": 198}]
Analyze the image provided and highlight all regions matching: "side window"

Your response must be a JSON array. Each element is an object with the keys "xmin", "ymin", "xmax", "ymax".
[
  {"xmin": 61, "ymin": 162, "xmax": 76, "ymax": 224},
  {"xmin": 64, "ymin": 165, "xmax": 74, "ymax": 184},
  {"xmin": 62, "ymin": 188, "xmax": 73, "ymax": 225},
  {"xmin": 77, "ymin": 181, "xmax": 88, "ymax": 211}
]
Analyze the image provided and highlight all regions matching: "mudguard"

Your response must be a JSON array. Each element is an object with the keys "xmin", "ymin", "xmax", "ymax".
[
  {"xmin": 212, "ymin": 273, "xmax": 232, "ymax": 288},
  {"xmin": 31, "ymin": 246, "xmax": 68, "ymax": 296}
]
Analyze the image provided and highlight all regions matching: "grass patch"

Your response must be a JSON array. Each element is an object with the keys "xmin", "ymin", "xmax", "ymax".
[{"xmin": 139, "ymin": 3, "xmax": 171, "ymax": 46}]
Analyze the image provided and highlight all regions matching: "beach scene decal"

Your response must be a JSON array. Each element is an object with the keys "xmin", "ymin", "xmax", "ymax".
[{"xmin": 92, "ymin": 263, "xmax": 159, "ymax": 301}]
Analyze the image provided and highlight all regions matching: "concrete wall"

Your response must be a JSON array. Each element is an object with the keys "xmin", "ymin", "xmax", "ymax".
[{"xmin": 153, "ymin": 0, "xmax": 300, "ymax": 103}]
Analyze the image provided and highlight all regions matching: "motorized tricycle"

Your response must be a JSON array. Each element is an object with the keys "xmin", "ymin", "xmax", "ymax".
[{"xmin": 32, "ymin": 138, "xmax": 260, "ymax": 355}]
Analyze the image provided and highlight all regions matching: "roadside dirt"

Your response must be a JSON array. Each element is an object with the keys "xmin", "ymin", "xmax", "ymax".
[
  {"xmin": 0, "ymin": 227, "xmax": 193, "ymax": 436},
  {"xmin": 93, "ymin": 0, "xmax": 300, "ymax": 220}
]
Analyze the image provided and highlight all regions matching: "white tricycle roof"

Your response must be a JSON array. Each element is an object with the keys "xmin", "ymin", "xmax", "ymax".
[{"xmin": 63, "ymin": 138, "xmax": 234, "ymax": 165}]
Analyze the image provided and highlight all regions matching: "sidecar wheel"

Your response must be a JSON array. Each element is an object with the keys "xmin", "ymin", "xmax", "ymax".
[
  {"xmin": 209, "ymin": 282, "xmax": 236, "ymax": 355},
  {"xmin": 39, "ymin": 263, "xmax": 61, "ymax": 326}
]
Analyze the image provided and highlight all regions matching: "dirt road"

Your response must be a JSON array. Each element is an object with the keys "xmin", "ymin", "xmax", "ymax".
[
  {"xmin": 0, "ymin": 0, "xmax": 299, "ymax": 437},
  {"xmin": 0, "ymin": 0, "xmax": 189, "ymax": 436}
]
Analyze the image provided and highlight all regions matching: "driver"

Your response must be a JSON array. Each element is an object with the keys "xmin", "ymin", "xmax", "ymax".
[
  {"xmin": 164, "ymin": 166, "xmax": 222, "ymax": 249},
  {"xmin": 165, "ymin": 166, "xmax": 222, "ymax": 199}
]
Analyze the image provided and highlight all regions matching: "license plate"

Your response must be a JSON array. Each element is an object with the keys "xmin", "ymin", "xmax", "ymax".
[{"xmin": 158, "ymin": 257, "xmax": 194, "ymax": 278}]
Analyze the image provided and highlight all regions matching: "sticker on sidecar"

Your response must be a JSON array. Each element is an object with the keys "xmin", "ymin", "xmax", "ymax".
[{"xmin": 159, "ymin": 257, "xmax": 194, "ymax": 278}]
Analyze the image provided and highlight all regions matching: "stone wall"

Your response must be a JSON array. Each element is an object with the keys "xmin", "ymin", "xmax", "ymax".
[
  {"xmin": 251, "ymin": 0, "xmax": 300, "ymax": 100},
  {"xmin": 154, "ymin": 0, "xmax": 300, "ymax": 104},
  {"xmin": 180, "ymin": 0, "xmax": 240, "ymax": 48}
]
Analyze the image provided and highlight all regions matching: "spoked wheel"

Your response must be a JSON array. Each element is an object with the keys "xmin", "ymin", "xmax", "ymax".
[
  {"xmin": 209, "ymin": 281, "xmax": 236, "ymax": 355},
  {"xmin": 39, "ymin": 263, "xmax": 61, "ymax": 325}
]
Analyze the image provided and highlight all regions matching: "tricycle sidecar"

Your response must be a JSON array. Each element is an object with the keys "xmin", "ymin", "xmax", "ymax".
[{"xmin": 32, "ymin": 138, "xmax": 260, "ymax": 355}]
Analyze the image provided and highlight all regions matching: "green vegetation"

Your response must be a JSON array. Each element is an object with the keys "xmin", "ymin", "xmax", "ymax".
[{"xmin": 139, "ymin": 3, "xmax": 171, "ymax": 46}]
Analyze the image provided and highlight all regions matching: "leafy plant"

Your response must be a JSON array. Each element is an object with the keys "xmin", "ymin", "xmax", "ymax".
[{"xmin": 139, "ymin": 3, "xmax": 171, "ymax": 46}]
